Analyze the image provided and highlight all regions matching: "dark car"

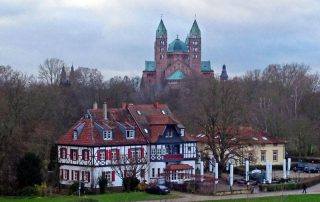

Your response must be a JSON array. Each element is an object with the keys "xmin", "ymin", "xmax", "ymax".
[
  {"xmin": 146, "ymin": 185, "xmax": 170, "ymax": 195},
  {"xmin": 304, "ymin": 164, "xmax": 319, "ymax": 173}
]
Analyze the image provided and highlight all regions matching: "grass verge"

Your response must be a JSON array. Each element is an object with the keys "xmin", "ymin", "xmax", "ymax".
[
  {"xmin": 0, "ymin": 192, "xmax": 180, "ymax": 202},
  {"xmin": 206, "ymin": 194, "xmax": 320, "ymax": 202}
]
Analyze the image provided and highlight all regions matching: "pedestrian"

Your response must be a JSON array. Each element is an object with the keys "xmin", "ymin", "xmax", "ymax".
[{"xmin": 302, "ymin": 183, "xmax": 307, "ymax": 194}]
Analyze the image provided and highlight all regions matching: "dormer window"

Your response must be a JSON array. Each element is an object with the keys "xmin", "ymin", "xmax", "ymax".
[
  {"xmin": 126, "ymin": 130, "xmax": 135, "ymax": 139},
  {"xmin": 103, "ymin": 130, "xmax": 112, "ymax": 140},
  {"xmin": 73, "ymin": 131, "xmax": 78, "ymax": 140},
  {"xmin": 144, "ymin": 128, "xmax": 149, "ymax": 134},
  {"xmin": 165, "ymin": 130, "xmax": 173, "ymax": 138},
  {"xmin": 161, "ymin": 110, "xmax": 166, "ymax": 115},
  {"xmin": 180, "ymin": 129, "xmax": 185, "ymax": 136},
  {"xmin": 137, "ymin": 110, "xmax": 141, "ymax": 115}
]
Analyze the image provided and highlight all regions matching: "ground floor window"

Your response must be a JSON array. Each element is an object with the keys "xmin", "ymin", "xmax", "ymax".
[
  {"xmin": 273, "ymin": 150, "xmax": 278, "ymax": 162},
  {"xmin": 82, "ymin": 171, "xmax": 90, "ymax": 182}
]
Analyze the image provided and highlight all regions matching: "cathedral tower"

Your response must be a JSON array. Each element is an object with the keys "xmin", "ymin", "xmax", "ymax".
[
  {"xmin": 187, "ymin": 20, "xmax": 201, "ymax": 72},
  {"xmin": 154, "ymin": 19, "xmax": 168, "ymax": 85}
]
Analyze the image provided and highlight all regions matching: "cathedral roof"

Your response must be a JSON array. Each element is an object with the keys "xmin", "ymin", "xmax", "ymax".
[
  {"xmin": 144, "ymin": 61, "xmax": 156, "ymax": 71},
  {"xmin": 168, "ymin": 38, "xmax": 188, "ymax": 53},
  {"xmin": 189, "ymin": 20, "xmax": 201, "ymax": 38},
  {"xmin": 156, "ymin": 19, "xmax": 167, "ymax": 38},
  {"xmin": 201, "ymin": 61, "xmax": 213, "ymax": 72},
  {"xmin": 167, "ymin": 70, "xmax": 186, "ymax": 80}
]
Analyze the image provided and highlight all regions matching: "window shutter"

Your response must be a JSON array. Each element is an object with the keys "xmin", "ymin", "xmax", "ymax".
[
  {"xmin": 106, "ymin": 150, "xmax": 109, "ymax": 160},
  {"xmin": 141, "ymin": 148, "xmax": 144, "ymax": 158},
  {"xmin": 71, "ymin": 170, "xmax": 74, "ymax": 180},
  {"xmin": 60, "ymin": 169, "xmax": 63, "ymax": 180},
  {"xmin": 82, "ymin": 150, "xmax": 85, "ymax": 160},
  {"xmin": 81, "ymin": 171, "xmax": 84, "ymax": 181},
  {"xmin": 70, "ymin": 150, "xmax": 73, "ymax": 160},
  {"xmin": 112, "ymin": 171, "xmax": 115, "ymax": 181},
  {"xmin": 77, "ymin": 171, "xmax": 80, "ymax": 180},
  {"xmin": 109, "ymin": 150, "xmax": 112, "ymax": 160},
  {"xmin": 116, "ymin": 149, "xmax": 120, "ymax": 159},
  {"xmin": 76, "ymin": 151, "xmax": 78, "ymax": 160},
  {"xmin": 60, "ymin": 148, "xmax": 63, "ymax": 158},
  {"xmin": 102, "ymin": 171, "xmax": 106, "ymax": 178},
  {"xmin": 128, "ymin": 148, "xmax": 131, "ymax": 159},
  {"xmin": 87, "ymin": 171, "xmax": 90, "ymax": 182},
  {"xmin": 97, "ymin": 150, "xmax": 101, "ymax": 161},
  {"xmin": 67, "ymin": 170, "xmax": 69, "ymax": 180}
]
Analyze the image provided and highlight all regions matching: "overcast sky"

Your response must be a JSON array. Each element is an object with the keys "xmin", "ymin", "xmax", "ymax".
[{"xmin": 1, "ymin": 0, "xmax": 319, "ymax": 79}]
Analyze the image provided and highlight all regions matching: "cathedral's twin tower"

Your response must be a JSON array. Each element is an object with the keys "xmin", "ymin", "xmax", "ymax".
[{"xmin": 141, "ymin": 19, "xmax": 214, "ymax": 89}]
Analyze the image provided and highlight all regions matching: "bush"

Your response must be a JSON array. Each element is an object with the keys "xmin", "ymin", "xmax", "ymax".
[
  {"xmin": 123, "ymin": 177, "xmax": 140, "ymax": 191},
  {"xmin": 259, "ymin": 175, "xmax": 320, "ymax": 192},
  {"xmin": 98, "ymin": 176, "xmax": 108, "ymax": 194},
  {"xmin": 69, "ymin": 182, "xmax": 85, "ymax": 195},
  {"xmin": 18, "ymin": 186, "xmax": 37, "ymax": 196},
  {"xmin": 136, "ymin": 181, "xmax": 147, "ymax": 191},
  {"xmin": 34, "ymin": 182, "xmax": 48, "ymax": 196},
  {"xmin": 185, "ymin": 181, "xmax": 199, "ymax": 193},
  {"xmin": 16, "ymin": 153, "xmax": 42, "ymax": 188}
]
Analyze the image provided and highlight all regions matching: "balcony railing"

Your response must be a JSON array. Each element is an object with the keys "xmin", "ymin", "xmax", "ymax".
[{"xmin": 163, "ymin": 154, "xmax": 183, "ymax": 160}]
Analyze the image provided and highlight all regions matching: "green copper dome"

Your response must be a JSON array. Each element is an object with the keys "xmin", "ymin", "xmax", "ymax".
[
  {"xmin": 167, "ymin": 70, "xmax": 186, "ymax": 80},
  {"xmin": 156, "ymin": 19, "xmax": 167, "ymax": 38},
  {"xmin": 168, "ymin": 38, "xmax": 188, "ymax": 53},
  {"xmin": 189, "ymin": 20, "xmax": 201, "ymax": 38}
]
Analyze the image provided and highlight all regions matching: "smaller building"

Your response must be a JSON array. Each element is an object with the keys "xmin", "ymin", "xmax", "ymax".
[{"xmin": 194, "ymin": 127, "xmax": 286, "ymax": 169}]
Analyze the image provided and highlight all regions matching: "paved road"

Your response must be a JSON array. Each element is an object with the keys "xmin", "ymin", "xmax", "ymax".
[{"xmin": 142, "ymin": 183, "xmax": 320, "ymax": 202}]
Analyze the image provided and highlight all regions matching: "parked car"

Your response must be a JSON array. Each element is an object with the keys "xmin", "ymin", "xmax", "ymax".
[
  {"xmin": 146, "ymin": 185, "xmax": 170, "ymax": 195},
  {"xmin": 304, "ymin": 164, "xmax": 319, "ymax": 173}
]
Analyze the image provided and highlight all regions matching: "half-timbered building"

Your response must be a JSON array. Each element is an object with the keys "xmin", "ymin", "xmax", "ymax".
[{"xmin": 57, "ymin": 102, "xmax": 198, "ymax": 188}]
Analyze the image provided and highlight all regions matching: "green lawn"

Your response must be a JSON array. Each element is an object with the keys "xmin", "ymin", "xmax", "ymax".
[
  {"xmin": 208, "ymin": 194, "xmax": 320, "ymax": 202},
  {"xmin": 0, "ymin": 192, "xmax": 180, "ymax": 202}
]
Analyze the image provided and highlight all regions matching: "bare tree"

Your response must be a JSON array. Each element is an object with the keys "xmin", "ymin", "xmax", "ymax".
[
  {"xmin": 38, "ymin": 58, "xmax": 65, "ymax": 85},
  {"xmin": 109, "ymin": 149, "xmax": 149, "ymax": 183}
]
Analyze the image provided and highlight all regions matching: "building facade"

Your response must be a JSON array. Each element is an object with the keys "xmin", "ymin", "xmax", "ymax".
[
  {"xmin": 141, "ymin": 19, "xmax": 214, "ymax": 89},
  {"xmin": 56, "ymin": 102, "xmax": 198, "ymax": 188},
  {"xmin": 194, "ymin": 127, "xmax": 286, "ymax": 170}
]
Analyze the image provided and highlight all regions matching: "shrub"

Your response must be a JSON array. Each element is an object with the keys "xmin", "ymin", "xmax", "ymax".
[
  {"xmin": 136, "ymin": 181, "xmax": 147, "ymax": 191},
  {"xmin": 259, "ymin": 175, "xmax": 320, "ymax": 192},
  {"xmin": 122, "ymin": 177, "xmax": 140, "ymax": 191},
  {"xmin": 16, "ymin": 153, "xmax": 42, "ymax": 188},
  {"xmin": 34, "ymin": 182, "xmax": 48, "ymax": 196},
  {"xmin": 18, "ymin": 186, "xmax": 37, "ymax": 196},
  {"xmin": 69, "ymin": 182, "xmax": 85, "ymax": 195},
  {"xmin": 185, "ymin": 181, "xmax": 199, "ymax": 193},
  {"xmin": 98, "ymin": 176, "xmax": 108, "ymax": 194}
]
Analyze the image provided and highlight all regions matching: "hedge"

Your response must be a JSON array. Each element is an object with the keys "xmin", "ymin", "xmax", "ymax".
[{"xmin": 259, "ymin": 175, "xmax": 320, "ymax": 192}]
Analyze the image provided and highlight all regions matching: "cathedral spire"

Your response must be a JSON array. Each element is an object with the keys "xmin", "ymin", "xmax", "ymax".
[
  {"xmin": 189, "ymin": 19, "xmax": 201, "ymax": 38},
  {"xmin": 156, "ymin": 19, "xmax": 167, "ymax": 38},
  {"xmin": 220, "ymin": 64, "xmax": 229, "ymax": 81}
]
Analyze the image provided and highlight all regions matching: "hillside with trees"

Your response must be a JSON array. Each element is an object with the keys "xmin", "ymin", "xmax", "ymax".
[{"xmin": 0, "ymin": 59, "xmax": 319, "ymax": 194}]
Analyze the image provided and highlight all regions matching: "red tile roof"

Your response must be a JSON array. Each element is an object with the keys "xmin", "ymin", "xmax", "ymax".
[
  {"xmin": 57, "ymin": 103, "xmax": 193, "ymax": 146},
  {"xmin": 192, "ymin": 126, "xmax": 284, "ymax": 145},
  {"xmin": 165, "ymin": 164, "xmax": 193, "ymax": 171}
]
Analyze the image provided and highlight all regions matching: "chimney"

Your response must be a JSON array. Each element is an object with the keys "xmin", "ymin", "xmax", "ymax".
[
  {"xmin": 93, "ymin": 102, "xmax": 98, "ymax": 110},
  {"xmin": 122, "ymin": 102, "xmax": 127, "ymax": 109},
  {"xmin": 103, "ymin": 102, "xmax": 107, "ymax": 120},
  {"xmin": 154, "ymin": 102, "xmax": 160, "ymax": 108}
]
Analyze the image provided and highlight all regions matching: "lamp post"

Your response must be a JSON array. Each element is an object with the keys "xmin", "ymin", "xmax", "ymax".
[{"xmin": 78, "ymin": 174, "xmax": 81, "ymax": 197}]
